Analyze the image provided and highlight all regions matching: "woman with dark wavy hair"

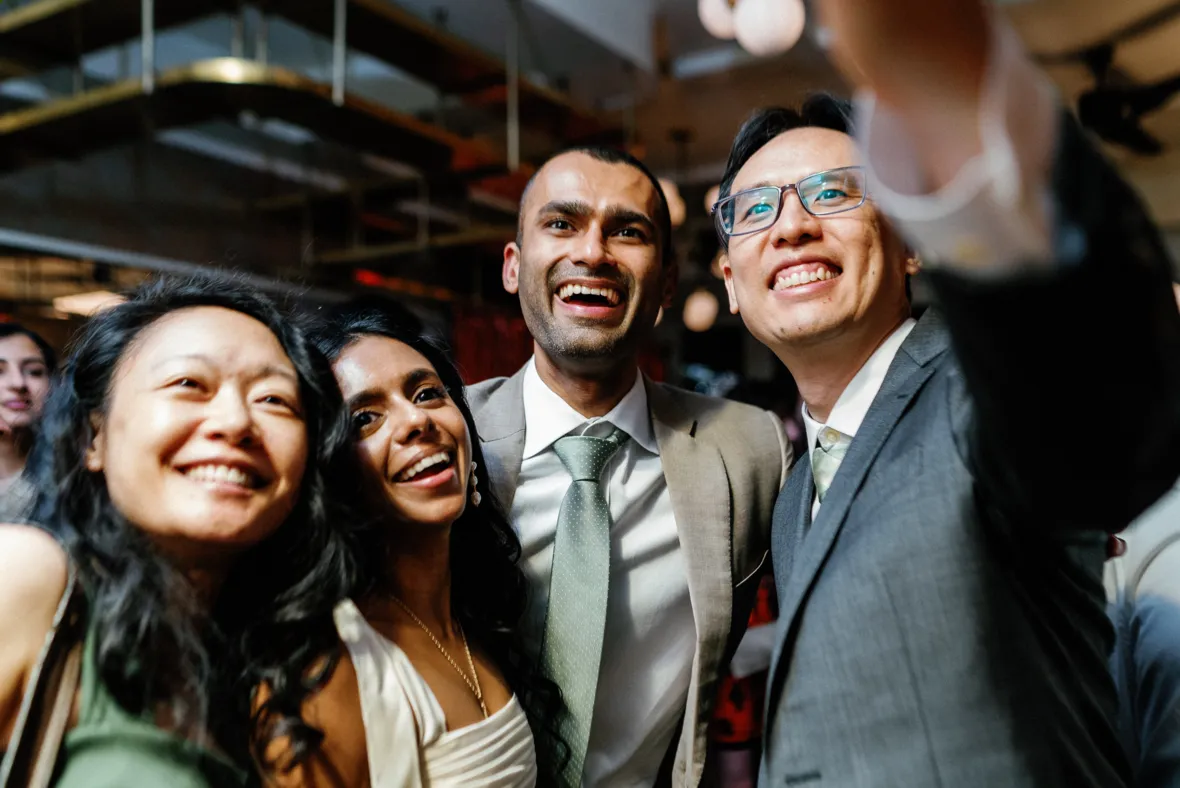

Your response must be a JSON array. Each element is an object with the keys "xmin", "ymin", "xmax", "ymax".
[
  {"xmin": 272, "ymin": 307, "xmax": 563, "ymax": 787},
  {"xmin": 0, "ymin": 322, "xmax": 55, "ymax": 521},
  {"xmin": 0, "ymin": 275, "xmax": 362, "ymax": 787}
]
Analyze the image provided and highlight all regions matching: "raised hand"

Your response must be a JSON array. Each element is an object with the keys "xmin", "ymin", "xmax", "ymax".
[{"xmin": 814, "ymin": 0, "xmax": 993, "ymax": 189}]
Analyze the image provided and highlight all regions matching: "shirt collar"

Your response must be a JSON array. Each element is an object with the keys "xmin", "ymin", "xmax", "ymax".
[
  {"xmin": 802, "ymin": 318, "xmax": 917, "ymax": 451},
  {"xmin": 520, "ymin": 356, "xmax": 658, "ymax": 459}
]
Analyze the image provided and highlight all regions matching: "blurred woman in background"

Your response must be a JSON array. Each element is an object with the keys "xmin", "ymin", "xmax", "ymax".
[
  {"xmin": 0, "ymin": 276, "xmax": 362, "ymax": 787},
  {"xmin": 0, "ymin": 323, "xmax": 55, "ymax": 520},
  {"xmin": 273, "ymin": 308, "xmax": 563, "ymax": 787}
]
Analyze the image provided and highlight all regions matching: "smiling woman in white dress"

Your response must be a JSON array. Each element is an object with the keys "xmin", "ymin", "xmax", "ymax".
[{"xmin": 267, "ymin": 308, "xmax": 565, "ymax": 788}]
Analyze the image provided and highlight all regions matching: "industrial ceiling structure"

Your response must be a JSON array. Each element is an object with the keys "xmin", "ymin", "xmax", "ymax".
[{"xmin": 0, "ymin": 0, "xmax": 1176, "ymax": 339}]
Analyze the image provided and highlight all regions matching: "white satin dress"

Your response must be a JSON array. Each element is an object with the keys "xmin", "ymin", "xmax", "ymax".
[{"xmin": 332, "ymin": 599, "xmax": 538, "ymax": 788}]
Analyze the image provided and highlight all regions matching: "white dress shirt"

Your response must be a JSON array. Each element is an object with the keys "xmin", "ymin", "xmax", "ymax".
[
  {"xmin": 510, "ymin": 358, "xmax": 694, "ymax": 788},
  {"xmin": 855, "ymin": 12, "xmax": 1060, "ymax": 273},
  {"xmin": 802, "ymin": 318, "xmax": 917, "ymax": 518}
]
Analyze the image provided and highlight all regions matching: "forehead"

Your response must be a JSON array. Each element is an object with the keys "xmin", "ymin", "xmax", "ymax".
[
  {"xmin": 730, "ymin": 127, "xmax": 860, "ymax": 192},
  {"xmin": 127, "ymin": 306, "xmax": 293, "ymax": 373},
  {"xmin": 525, "ymin": 152, "xmax": 659, "ymax": 217},
  {"xmin": 0, "ymin": 333, "xmax": 43, "ymax": 361},
  {"xmin": 333, "ymin": 335, "xmax": 435, "ymax": 396}
]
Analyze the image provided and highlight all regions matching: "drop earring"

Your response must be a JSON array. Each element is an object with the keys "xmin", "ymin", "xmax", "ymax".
[{"xmin": 469, "ymin": 461, "xmax": 482, "ymax": 507}]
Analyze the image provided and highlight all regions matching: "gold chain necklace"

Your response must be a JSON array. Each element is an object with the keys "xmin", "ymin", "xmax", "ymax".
[{"xmin": 387, "ymin": 595, "xmax": 488, "ymax": 719}]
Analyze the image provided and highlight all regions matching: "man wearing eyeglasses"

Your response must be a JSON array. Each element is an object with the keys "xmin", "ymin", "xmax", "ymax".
[{"xmin": 715, "ymin": 0, "xmax": 1180, "ymax": 785}]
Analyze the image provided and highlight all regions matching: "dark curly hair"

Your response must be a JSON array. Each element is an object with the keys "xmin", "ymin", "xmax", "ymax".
[
  {"xmin": 25, "ymin": 273, "xmax": 365, "ymax": 773},
  {"xmin": 314, "ymin": 306, "xmax": 568, "ymax": 781}
]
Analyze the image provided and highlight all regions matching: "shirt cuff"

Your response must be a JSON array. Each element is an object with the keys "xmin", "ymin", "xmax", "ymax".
[{"xmin": 853, "ymin": 13, "xmax": 1060, "ymax": 274}]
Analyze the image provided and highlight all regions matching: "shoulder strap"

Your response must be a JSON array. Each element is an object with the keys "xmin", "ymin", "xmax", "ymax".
[{"xmin": 1, "ymin": 561, "xmax": 86, "ymax": 788}]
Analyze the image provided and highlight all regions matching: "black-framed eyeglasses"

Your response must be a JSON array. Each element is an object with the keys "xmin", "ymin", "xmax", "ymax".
[{"xmin": 712, "ymin": 166, "xmax": 868, "ymax": 238}]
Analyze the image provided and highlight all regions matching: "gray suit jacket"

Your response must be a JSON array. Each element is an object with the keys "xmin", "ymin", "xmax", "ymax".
[
  {"xmin": 761, "ymin": 113, "xmax": 1180, "ymax": 787},
  {"xmin": 468, "ymin": 368, "xmax": 791, "ymax": 787}
]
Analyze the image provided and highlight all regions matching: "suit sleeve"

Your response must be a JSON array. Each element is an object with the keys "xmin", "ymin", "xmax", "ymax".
[
  {"xmin": 928, "ymin": 112, "xmax": 1180, "ymax": 533},
  {"xmin": 767, "ymin": 409, "xmax": 793, "ymax": 490}
]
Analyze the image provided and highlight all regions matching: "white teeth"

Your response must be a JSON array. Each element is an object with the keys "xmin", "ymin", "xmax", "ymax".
[
  {"xmin": 185, "ymin": 464, "xmax": 254, "ymax": 487},
  {"xmin": 774, "ymin": 268, "xmax": 837, "ymax": 291},
  {"xmin": 399, "ymin": 451, "xmax": 450, "ymax": 482},
  {"xmin": 556, "ymin": 284, "xmax": 621, "ymax": 305}
]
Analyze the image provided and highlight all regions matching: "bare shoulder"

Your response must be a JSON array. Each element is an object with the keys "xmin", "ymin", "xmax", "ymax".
[
  {"xmin": 0, "ymin": 524, "xmax": 69, "ymax": 746},
  {"xmin": 0, "ymin": 524, "xmax": 68, "ymax": 608}
]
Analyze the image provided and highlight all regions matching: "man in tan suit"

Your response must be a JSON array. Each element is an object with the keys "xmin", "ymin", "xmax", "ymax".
[{"xmin": 468, "ymin": 147, "xmax": 790, "ymax": 788}]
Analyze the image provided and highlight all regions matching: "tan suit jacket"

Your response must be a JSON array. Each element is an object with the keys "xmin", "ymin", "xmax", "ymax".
[{"xmin": 468, "ymin": 367, "xmax": 791, "ymax": 787}]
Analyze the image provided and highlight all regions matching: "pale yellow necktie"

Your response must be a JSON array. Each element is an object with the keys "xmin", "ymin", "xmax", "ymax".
[{"xmin": 811, "ymin": 426, "xmax": 851, "ymax": 503}]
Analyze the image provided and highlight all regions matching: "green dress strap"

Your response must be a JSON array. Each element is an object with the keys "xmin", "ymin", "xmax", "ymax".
[{"xmin": 54, "ymin": 623, "xmax": 249, "ymax": 788}]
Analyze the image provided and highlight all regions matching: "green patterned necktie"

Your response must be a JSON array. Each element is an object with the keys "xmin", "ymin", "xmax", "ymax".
[
  {"xmin": 542, "ymin": 426, "xmax": 628, "ymax": 787},
  {"xmin": 812, "ymin": 425, "xmax": 852, "ymax": 503}
]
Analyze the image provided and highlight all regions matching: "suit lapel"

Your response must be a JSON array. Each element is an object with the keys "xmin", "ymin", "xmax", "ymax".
[
  {"xmin": 764, "ymin": 314, "xmax": 951, "ymax": 737},
  {"xmin": 772, "ymin": 456, "xmax": 813, "ymax": 585},
  {"xmin": 647, "ymin": 380, "xmax": 733, "ymax": 637},
  {"xmin": 472, "ymin": 368, "xmax": 528, "ymax": 512},
  {"xmin": 647, "ymin": 380, "xmax": 732, "ymax": 774}
]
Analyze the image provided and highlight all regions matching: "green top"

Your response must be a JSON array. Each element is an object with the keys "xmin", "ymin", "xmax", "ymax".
[{"xmin": 54, "ymin": 623, "xmax": 249, "ymax": 788}]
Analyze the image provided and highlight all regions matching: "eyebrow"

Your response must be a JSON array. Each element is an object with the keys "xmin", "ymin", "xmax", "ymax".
[
  {"xmin": 154, "ymin": 353, "xmax": 298, "ymax": 384},
  {"xmin": 537, "ymin": 200, "xmax": 657, "ymax": 235},
  {"xmin": 345, "ymin": 368, "xmax": 441, "ymax": 410},
  {"xmin": 736, "ymin": 169, "xmax": 856, "ymax": 193}
]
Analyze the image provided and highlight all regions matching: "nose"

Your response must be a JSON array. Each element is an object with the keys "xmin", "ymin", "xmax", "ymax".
[
  {"xmin": 769, "ymin": 188, "xmax": 823, "ymax": 247},
  {"xmin": 202, "ymin": 389, "xmax": 257, "ymax": 446},
  {"xmin": 574, "ymin": 226, "xmax": 612, "ymax": 267},
  {"xmin": 0, "ymin": 369, "xmax": 27, "ymax": 393},
  {"xmin": 391, "ymin": 398, "xmax": 433, "ymax": 445}
]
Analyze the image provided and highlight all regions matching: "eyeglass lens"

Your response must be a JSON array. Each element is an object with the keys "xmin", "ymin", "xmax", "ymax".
[{"xmin": 718, "ymin": 167, "xmax": 866, "ymax": 236}]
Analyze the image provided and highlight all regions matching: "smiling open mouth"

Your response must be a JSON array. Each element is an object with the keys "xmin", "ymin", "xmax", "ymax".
[
  {"xmin": 397, "ymin": 451, "xmax": 454, "ymax": 483},
  {"xmin": 556, "ymin": 283, "xmax": 622, "ymax": 307},
  {"xmin": 773, "ymin": 265, "xmax": 842, "ymax": 291},
  {"xmin": 181, "ymin": 464, "xmax": 265, "ymax": 489}
]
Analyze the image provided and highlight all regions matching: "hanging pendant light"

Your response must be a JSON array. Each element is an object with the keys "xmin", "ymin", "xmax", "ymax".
[
  {"xmin": 734, "ymin": 0, "xmax": 806, "ymax": 57},
  {"xmin": 660, "ymin": 178, "xmax": 687, "ymax": 228},
  {"xmin": 683, "ymin": 288, "xmax": 719, "ymax": 332},
  {"xmin": 698, "ymin": 0, "xmax": 737, "ymax": 40}
]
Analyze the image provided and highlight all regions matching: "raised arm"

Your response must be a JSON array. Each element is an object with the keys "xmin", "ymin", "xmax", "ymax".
[{"xmin": 816, "ymin": 0, "xmax": 1180, "ymax": 531}]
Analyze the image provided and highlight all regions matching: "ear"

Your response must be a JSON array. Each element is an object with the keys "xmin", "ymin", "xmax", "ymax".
[
  {"xmin": 502, "ymin": 243, "xmax": 521, "ymax": 295},
  {"xmin": 720, "ymin": 252, "xmax": 740, "ymax": 315},
  {"xmin": 84, "ymin": 412, "xmax": 105, "ymax": 473}
]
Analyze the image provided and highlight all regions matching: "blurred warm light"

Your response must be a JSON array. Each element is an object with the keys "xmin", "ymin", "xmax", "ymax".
[
  {"xmin": 53, "ymin": 290, "xmax": 125, "ymax": 316},
  {"xmin": 660, "ymin": 178, "xmax": 687, "ymax": 228},
  {"xmin": 683, "ymin": 288, "xmax": 719, "ymax": 332},
  {"xmin": 705, "ymin": 184, "xmax": 721, "ymax": 214},
  {"xmin": 699, "ymin": 0, "xmax": 737, "ymax": 40},
  {"xmin": 654, "ymin": 306, "xmax": 664, "ymax": 327},
  {"xmin": 735, "ymin": 0, "xmax": 806, "ymax": 57},
  {"xmin": 710, "ymin": 250, "xmax": 726, "ymax": 279}
]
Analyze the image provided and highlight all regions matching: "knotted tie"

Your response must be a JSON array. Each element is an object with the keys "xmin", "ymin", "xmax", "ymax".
[
  {"xmin": 811, "ymin": 426, "xmax": 851, "ymax": 503},
  {"xmin": 542, "ymin": 427, "xmax": 627, "ymax": 786}
]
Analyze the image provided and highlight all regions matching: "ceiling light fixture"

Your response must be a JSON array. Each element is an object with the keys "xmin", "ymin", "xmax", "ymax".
[
  {"xmin": 660, "ymin": 178, "xmax": 688, "ymax": 228},
  {"xmin": 683, "ymin": 288, "xmax": 719, "ymax": 332},
  {"xmin": 734, "ymin": 0, "xmax": 807, "ymax": 57},
  {"xmin": 698, "ymin": 0, "xmax": 737, "ymax": 40}
]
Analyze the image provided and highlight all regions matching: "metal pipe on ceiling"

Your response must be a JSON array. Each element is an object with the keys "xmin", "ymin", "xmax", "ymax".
[
  {"xmin": 506, "ymin": 0, "xmax": 521, "ymax": 172},
  {"xmin": 0, "ymin": 227, "xmax": 345, "ymax": 302},
  {"xmin": 332, "ymin": 0, "xmax": 347, "ymax": 106}
]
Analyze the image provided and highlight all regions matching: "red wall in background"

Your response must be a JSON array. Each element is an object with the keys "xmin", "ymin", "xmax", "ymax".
[{"xmin": 451, "ymin": 305, "xmax": 666, "ymax": 385}]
